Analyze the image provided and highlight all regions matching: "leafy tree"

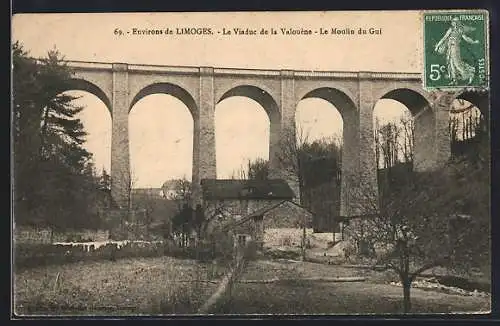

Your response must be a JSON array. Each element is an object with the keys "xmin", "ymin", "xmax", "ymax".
[
  {"xmin": 13, "ymin": 41, "xmax": 102, "ymax": 231},
  {"xmin": 277, "ymin": 128, "xmax": 343, "ymax": 256},
  {"xmin": 165, "ymin": 178, "xmax": 193, "ymax": 245},
  {"xmin": 99, "ymin": 168, "xmax": 111, "ymax": 191},
  {"xmin": 166, "ymin": 177, "xmax": 232, "ymax": 246},
  {"xmin": 300, "ymin": 138, "xmax": 342, "ymax": 234},
  {"xmin": 171, "ymin": 203, "xmax": 194, "ymax": 247}
]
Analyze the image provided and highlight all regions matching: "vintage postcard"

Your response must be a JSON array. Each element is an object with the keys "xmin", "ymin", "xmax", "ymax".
[{"xmin": 11, "ymin": 10, "xmax": 491, "ymax": 317}]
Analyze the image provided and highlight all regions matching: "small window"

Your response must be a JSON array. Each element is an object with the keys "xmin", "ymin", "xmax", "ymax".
[
  {"xmin": 237, "ymin": 234, "xmax": 247, "ymax": 246},
  {"xmin": 240, "ymin": 187, "xmax": 256, "ymax": 197}
]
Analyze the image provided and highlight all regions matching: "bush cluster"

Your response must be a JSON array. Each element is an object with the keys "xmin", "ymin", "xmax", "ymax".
[{"xmin": 15, "ymin": 242, "xmax": 166, "ymax": 268}]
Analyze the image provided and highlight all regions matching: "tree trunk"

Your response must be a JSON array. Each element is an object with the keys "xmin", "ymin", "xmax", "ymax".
[
  {"xmin": 302, "ymin": 221, "xmax": 306, "ymax": 261},
  {"xmin": 39, "ymin": 106, "xmax": 50, "ymax": 158},
  {"xmin": 402, "ymin": 277, "xmax": 412, "ymax": 313}
]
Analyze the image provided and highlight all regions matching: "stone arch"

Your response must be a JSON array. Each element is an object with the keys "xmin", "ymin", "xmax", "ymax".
[
  {"xmin": 128, "ymin": 83, "xmax": 197, "ymax": 189},
  {"xmin": 216, "ymin": 85, "xmax": 281, "ymax": 177},
  {"xmin": 454, "ymin": 90, "xmax": 489, "ymax": 118},
  {"xmin": 380, "ymin": 88, "xmax": 431, "ymax": 116},
  {"xmin": 217, "ymin": 85, "xmax": 281, "ymax": 123},
  {"xmin": 301, "ymin": 87, "xmax": 357, "ymax": 118},
  {"xmin": 296, "ymin": 83, "xmax": 358, "ymax": 111},
  {"xmin": 300, "ymin": 88, "xmax": 358, "ymax": 160},
  {"xmin": 376, "ymin": 88, "xmax": 436, "ymax": 172},
  {"xmin": 129, "ymin": 83, "xmax": 198, "ymax": 119},
  {"xmin": 298, "ymin": 87, "xmax": 358, "ymax": 226},
  {"xmin": 66, "ymin": 78, "xmax": 112, "ymax": 116},
  {"xmin": 448, "ymin": 91, "xmax": 488, "ymax": 159}
]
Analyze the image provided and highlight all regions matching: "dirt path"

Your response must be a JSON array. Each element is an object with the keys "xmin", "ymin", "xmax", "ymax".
[{"xmin": 226, "ymin": 259, "xmax": 490, "ymax": 314}]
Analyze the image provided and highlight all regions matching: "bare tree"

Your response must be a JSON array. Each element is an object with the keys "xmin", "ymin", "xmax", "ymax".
[
  {"xmin": 167, "ymin": 177, "xmax": 192, "ymax": 212},
  {"xmin": 168, "ymin": 177, "xmax": 234, "ymax": 246},
  {"xmin": 399, "ymin": 112, "xmax": 414, "ymax": 164},
  {"xmin": 247, "ymin": 158, "xmax": 269, "ymax": 180},
  {"xmin": 197, "ymin": 201, "xmax": 233, "ymax": 241},
  {"xmin": 277, "ymin": 126, "xmax": 311, "ymax": 202},
  {"xmin": 276, "ymin": 126, "xmax": 311, "ymax": 260},
  {"xmin": 230, "ymin": 164, "xmax": 248, "ymax": 180},
  {"xmin": 449, "ymin": 104, "xmax": 484, "ymax": 142},
  {"xmin": 374, "ymin": 113, "xmax": 414, "ymax": 170},
  {"xmin": 374, "ymin": 117, "xmax": 382, "ymax": 169},
  {"xmin": 378, "ymin": 123, "xmax": 400, "ymax": 169},
  {"xmin": 230, "ymin": 158, "xmax": 270, "ymax": 181},
  {"xmin": 343, "ymin": 155, "xmax": 489, "ymax": 313},
  {"xmin": 123, "ymin": 169, "xmax": 142, "ymax": 228}
]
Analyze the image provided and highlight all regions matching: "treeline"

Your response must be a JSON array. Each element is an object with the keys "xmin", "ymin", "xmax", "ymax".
[
  {"xmin": 239, "ymin": 106, "xmax": 486, "ymax": 232},
  {"xmin": 375, "ymin": 106, "xmax": 486, "ymax": 171},
  {"xmin": 13, "ymin": 42, "xmax": 111, "ymax": 232},
  {"xmin": 229, "ymin": 137, "xmax": 342, "ymax": 232},
  {"xmin": 375, "ymin": 106, "xmax": 486, "ymax": 193}
]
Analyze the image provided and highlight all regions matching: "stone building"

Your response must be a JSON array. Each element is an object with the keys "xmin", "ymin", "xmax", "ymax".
[{"xmin": 201, "ymin": 179, "xmax": 313, "ymax": 249}]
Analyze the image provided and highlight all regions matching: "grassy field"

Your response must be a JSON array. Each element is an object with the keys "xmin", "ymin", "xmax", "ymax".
[
  {"xmin": 13, "ymin": 255, "xmax": 490, "ymax": 316},
  {"xmin": 227, "ymin": 259, "xmax": 491, "ymax": 314},
  {"xmin": 14, "ymin": 256, "xmax": 228, "ymax": 316}
]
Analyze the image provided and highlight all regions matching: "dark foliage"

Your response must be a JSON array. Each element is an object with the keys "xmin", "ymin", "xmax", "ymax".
[{"xmin": 13, "ymin": 42, "xmax": 107, "ymax": 231}]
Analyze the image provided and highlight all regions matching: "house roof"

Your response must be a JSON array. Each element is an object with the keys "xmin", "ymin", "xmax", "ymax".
[
  {"xmin": 201, "ymin": 179, "xmax": 295, "ymax": 200},
  {"xmin": 222, "ymin": 199, "xmax": 314, "ymax": 231},
  {"xmin": 228, "ymin": 200, "xmax": 287, "ymax": 229}
]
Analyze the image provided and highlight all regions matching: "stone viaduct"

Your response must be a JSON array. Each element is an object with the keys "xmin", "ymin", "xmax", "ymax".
[{"xmin": 61, "ymin": 60, "xmax": 486, "ymax": 219}]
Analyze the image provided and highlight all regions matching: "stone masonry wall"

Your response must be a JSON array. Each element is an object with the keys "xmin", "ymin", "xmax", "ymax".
[
  {"xmin": 88, "ymin": 63, "xmax": 454, "ymax": 225},
  {"xmin": 111, "ymin": 63, "xmax": 131, "ymax": 210},
  {"xmin": 192, "ymin": 68, "xmax": 217, "ymax": 205}
]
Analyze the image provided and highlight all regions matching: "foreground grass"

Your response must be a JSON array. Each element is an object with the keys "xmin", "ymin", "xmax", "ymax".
[
  {"xmin": 228, "ymin": 281, "xmax": 490, "ymax": 314},
  {"xmin": 14, "ymin": 256, "xmax": 228, "ymax": 316},
  {"xmin": 227, "ymin": 260, "xmax": 490, "ymax": 314}
]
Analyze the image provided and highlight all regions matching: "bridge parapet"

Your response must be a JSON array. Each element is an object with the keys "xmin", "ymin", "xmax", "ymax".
[
  {"xmin": 65, "ymin": 60, "xmax": 113, "ymax": 71},
  {"xmin": 214, "ymin": 67, "xmax": 280, "ymax": 77},
  {"xmin": 60, "ymin": 59, "xmax": 421, "ymax": 81},
  {"xmin": 35, "ymin": 58, "xmax": 448, "ymax": 221}
]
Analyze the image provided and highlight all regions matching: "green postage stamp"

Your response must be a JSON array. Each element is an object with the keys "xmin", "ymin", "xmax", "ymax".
[{"xmin": 423, "ymin": 10, "xmax": 489, "ymax": 90}]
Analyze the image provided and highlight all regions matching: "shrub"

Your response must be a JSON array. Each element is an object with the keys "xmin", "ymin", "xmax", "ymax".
[
  {"xmin": 264, "ymin": 248, "xmax": 300, "ymax": 260},
  {"xmin": 282, "ymin": 236, "xmax": 292, "ymax": 246},
  {"xmin": 14, "ymin": 241, "xmax": 167, "ymax": 269},
  {"xmin": 149, "ymin": 284, "xmax": 207, "ymax": 314},
  {"xmin": 243, "ymin": 241, "xmax": 258, "ymax": 261}
]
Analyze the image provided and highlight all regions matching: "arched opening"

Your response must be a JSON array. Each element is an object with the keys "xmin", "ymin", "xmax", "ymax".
[
  {"xmin": 373, "ymin": 99, "xmax": 414, "ymax": 169},
  {"xmin": 130, "ymin": 83, "xmax": 197, "ymax": 117},
  {"xmin": 374, "ymin": 88, "xmax": 432, "ymax": 193},
  {"xmin": 449, "ymin": 97, "xmax": 487, "ymax": 159},
  {"xmin": 66, "ymin": 90, "xmax": 112, "ymax": 175},
  {"xmin": 455, "ymin": 91, "xmax": 489, "ymax": 118},
  {"xmin": 298, "ymin": 87, "xmax": 356, "ymax": 234},
  {"xmin": 128, "ymin": 84, "xmax": 196, "ymax": 234},
  {"xmin": 129, "ymin": 93, "xmax": 194, "ymax": 191},
  {"xmin": 67, "ymin": 79, "xmax": 112, "ymax": 116},
  {"xmin": 215, "ymin": 86, "xmax": 279, "ymax": 179}
]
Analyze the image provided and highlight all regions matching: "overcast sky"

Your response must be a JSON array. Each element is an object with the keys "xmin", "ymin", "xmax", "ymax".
[{"xmin": 13, "ymin": 11, "xmax": 422, "ymax": 187}]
